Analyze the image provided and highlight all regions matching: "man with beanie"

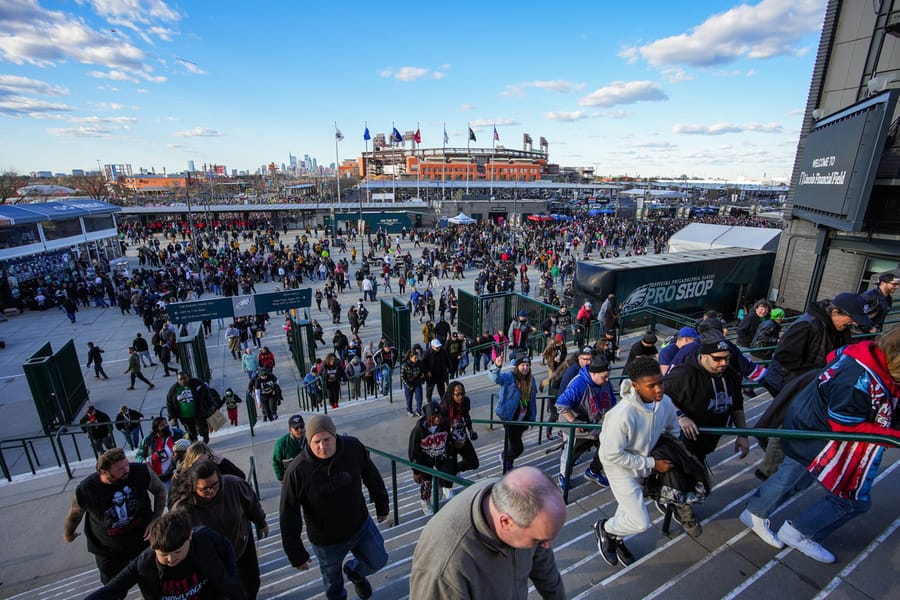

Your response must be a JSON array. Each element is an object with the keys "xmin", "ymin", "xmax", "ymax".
[
  {"xmin": 665, "ymin": 330, "xmax": 750, "ymax": 467},
  {"xmin": 280, "ymin": 415, "xmax": 390, "ymax": 600},
  {"xmin": 507, "ymin": 309, "xmax": 536, "ymax": 362},
  {"xmin": 625, "ymin": 332, "xmax": 658, "ymax": 370},
  {"xmin": 272, "ymin": 415, "xmax": 306, "ymax": 482},
  {"xmin": 554, "ymin": 355, "xmax": 616, "ymax": 491}
]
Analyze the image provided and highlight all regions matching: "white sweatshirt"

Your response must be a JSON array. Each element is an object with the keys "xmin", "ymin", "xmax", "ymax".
[{"xmin": 599, "ymin": 378, "xmax": 681, "ymax": 478}]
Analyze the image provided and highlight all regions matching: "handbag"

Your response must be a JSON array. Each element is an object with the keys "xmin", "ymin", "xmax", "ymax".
[{"xmin": 207, "ymin": 410, "xmax": 228, "ymax": 431}]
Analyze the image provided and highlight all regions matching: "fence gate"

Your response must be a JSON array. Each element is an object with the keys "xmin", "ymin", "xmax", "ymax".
[
  {"xmin": 23, "ymin": 339, "xmax": 89, "ymax": 435},
  {"xmin": 287, "ymin": 310, "xmax": 316, "ymax": 375},
  {"xmin": 380, "ymin": 297, "xmax": 411, "ymax": 355}
]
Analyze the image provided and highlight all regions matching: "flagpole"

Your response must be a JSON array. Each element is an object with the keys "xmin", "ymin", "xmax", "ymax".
[
  {"xmin": 466, "ymin": 121, "xmax": 470, "ymax": 195},
  {"xmin": 416, "ymin": 121, "xmax": 420, "ymax": 202},
  {"xmin": 490, "ymin": 123, "xmax": 495, "ymax": 201},
  {"xmin": 361, "ymin": 121, "xmax": 368, "ymax": 256},
  {"xmin": 391, "ymin": 121, "xmax": 397, "ymax": 201},
  {"xmin": 442, "ymin": 122, "xmax": 446, "ymax": 210},
  {"xmin": 334, "ymin": 120, "xmax": 341, "ymax": 242}
]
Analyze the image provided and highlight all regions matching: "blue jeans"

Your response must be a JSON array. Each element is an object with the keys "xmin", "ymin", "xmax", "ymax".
[
  {"xmin": 746, "ymin": 455, "xmax": 872, "ymax": 542},
  {"xmin": 404, "ymin": 385, "xmax": 423, "ymax": 413},
  {"xmin": 310, "ymin": 516, "xmax": 388, "ymax": 600}
]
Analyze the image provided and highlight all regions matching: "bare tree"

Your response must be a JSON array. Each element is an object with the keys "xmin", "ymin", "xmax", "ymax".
[
  {"xmin": 72, "ymin": 174, "xmax": 109, "ymax": 201},
  {"xmin": 0, "ymin": 169, "xmax": 26, "ymax": 204}
]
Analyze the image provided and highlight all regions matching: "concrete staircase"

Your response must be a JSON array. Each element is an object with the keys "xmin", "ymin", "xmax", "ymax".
[{"xmin": 7, "ymin": 389, "xmax": 900, "ymax": 599}]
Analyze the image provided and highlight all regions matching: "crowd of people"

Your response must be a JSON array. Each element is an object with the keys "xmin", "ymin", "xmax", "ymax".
[{"xmin": 52, "ymin": 207, "xmax": 900, "ymax": 598}]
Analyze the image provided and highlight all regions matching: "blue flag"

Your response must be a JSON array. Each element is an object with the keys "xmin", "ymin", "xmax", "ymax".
[
  {"xmin": 391, "ymin": 127, "xmax": 403, "ymax": 143},
  {"xmin": 364, "ymin": 127, "xmax": 371, "ymax": 141}
]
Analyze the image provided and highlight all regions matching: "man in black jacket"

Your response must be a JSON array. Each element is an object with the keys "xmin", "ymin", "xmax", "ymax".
[
  {"xmin": 280, "ymin": 415, "xmax": 389, "ymax": 600},
  {"xmin": 736, "ymin": 299, "xmax": 771, "ymax": 348},
  {"xmin": 166, "ymin": 371, "xmax": 212, "ymax": 443},
  {"xmin": 665, "ymin": 331, "xmax": 749, "ymax": 466},
  {"xmin": 85, "ymin": 509, "xmax": 242, "ymax": 600},
  {"xmin": 422, "ymin": 338, "xmax": 451, "ymax": 402}
]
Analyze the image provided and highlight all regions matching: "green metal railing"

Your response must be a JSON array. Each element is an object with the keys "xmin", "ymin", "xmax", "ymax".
[{"xmin": 366, "ymin": 445, "xmax": 474, "ymax": 524}]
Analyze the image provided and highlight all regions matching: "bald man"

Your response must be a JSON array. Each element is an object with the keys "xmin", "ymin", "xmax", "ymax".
[{"xmin": 409, "ymin": 466, "xmax": 566, "ymax": 599}]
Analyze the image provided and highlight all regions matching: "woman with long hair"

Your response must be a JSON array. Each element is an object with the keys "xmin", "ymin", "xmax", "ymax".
[
  {"xmin": 488, "ymin": 355, "xmax": 537, "ymax": 473},
  {"xmin": 440, "ymin": 381, "xmax": 479, "ymax": 473}
]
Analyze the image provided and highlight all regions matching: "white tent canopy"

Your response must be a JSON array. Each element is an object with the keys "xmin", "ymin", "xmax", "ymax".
[
  {"xmin": 448, "ymin": 212, "xmax": 476, "ymax": 224},
  {"xmin": 667, "ymin": 223, "xmax": 781, "ymax": 253}
]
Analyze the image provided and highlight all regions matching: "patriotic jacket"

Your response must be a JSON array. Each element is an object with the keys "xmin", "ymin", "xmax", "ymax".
[{"xmin": 782, "ymin": 341, "xmax": 900, "ymax": 501}]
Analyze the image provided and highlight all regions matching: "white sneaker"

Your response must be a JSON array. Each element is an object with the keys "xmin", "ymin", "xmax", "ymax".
[
  {"xmin": 420, "ymin": 499, "xmax": 435, "ymax": 516},
  {"xmin": 777, "ymin": 521, "xmax": 835, "ymax": 563},
  {"xmin": 740, "ymin": 509, "xmax": 784, "ymax": 549}
]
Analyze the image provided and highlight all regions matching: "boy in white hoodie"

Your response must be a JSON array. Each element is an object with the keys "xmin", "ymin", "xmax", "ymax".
[{"xmin": 594, "ymin": 356, "xmax": 681, "ymax": 566}]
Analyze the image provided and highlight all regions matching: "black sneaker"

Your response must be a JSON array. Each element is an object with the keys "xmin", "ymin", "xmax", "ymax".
[
  {"xmin": 615, "ymin": 539, "xmax": 636, "ymax": 566},
  {"xmin": 594, "ymin": 519, "xmax": 618, "ymax": 566},
  {"xmin": 343, "ymin": 562, "xmax": 373, "ymax": 599}
]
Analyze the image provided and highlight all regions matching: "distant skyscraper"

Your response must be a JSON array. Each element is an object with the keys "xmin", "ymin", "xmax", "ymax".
[
  {"xmin": 289, "ymin": 154, "xmax": 297, "ymax": 171},
  {"xmin": 187, "ymin": 160, "xmax": 196, "ymax": 172}
]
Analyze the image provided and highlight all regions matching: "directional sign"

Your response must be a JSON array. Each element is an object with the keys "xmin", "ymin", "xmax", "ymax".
[
  {"xmin": 166, "ymin": 289, "xmax": 312, "ymax": 324},
  {"xmin": 166, "ymin": 297, "xmax": 232, "ymax": 324}
]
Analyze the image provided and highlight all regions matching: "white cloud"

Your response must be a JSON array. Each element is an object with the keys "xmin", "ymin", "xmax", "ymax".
[
  {"xmin": 47, "ymin": 126, "xmax": 112, "ymax": 137},
  {"xmin": 459, "ymin": 103, "xmax": 476, "ymax": 111},
  {"xmin": 88, "ymin": 69, "xmax": 140, "ymax": 83},
  {"xmin": 546, "ymin": 111, "xmax": 590, "ymax": 121},
  {"xmin": 578, "ymin": 81, "xmax": 668, "ymax": 107},
  {"xmin": 673, "ymin": 122, "xmax": 784, "ymax": 135},
  {"xmin": 0, "ymin": 74, "xmax": 69, "ymax": 96},
  {"xmin": 175, "ymin": 58, "xmax": 204, "ymax": 75},
  {"xmin": 0, "ymin": 0, "xmax": 171, "ymax": 82},
  {"xmin": 661, "ymin": 67, "xmax": 693, "ymax": 83},
  {"xmin": 469, "ymin": 118, "xmax": 519, "ymax": 128},
  {"xmin": 635, "ymin": 0, "xmax": 825, "ymax": 67},
  {"xmin": 0, "ymin": 94, "xmax": 72, "ymax": 116},
  {"xmin": 629, "ymin": 141, "xmax": 677, "ymax": 149},
  {"xmin": 89, "ymin": 0, "xmax": 181, "ymax": 23},
  {"xmin": 379, "ymin": 66, "xmax": 430, "ymax": 81},
  {"xmin": 167, "ymin": 143, "xmax": 184, "ymax": 149},
  {"xmin": 172, "ymin": 127, "xmax": 223, "ymax": 137},
  {"xmin": 502, "ymin": 80, "xmax": 584, "ymax": 97},
  {"xmin": 136, "ymin": 88, "xmax": 149, "ymax": 93},
  {"xmin": 618, "ymin": 46, "xmax": 639, "ymax": 64},
  {"xmin": 69, "ymin": 115, "xmax": 137, "ymax": 125},
  {"xmin": 432, "ymin": 71, "xmax": 447, "ymax": 79}
]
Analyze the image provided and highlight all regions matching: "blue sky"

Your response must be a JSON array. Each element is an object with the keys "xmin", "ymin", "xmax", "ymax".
[{"xmin": 0, "ymin": 0, "xmax": 826, "ymax": 181}]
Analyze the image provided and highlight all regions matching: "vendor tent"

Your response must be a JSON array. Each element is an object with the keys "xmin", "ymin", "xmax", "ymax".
[
  {"xmin": 448, "ymin": 212, "xmax": 476, "ymax": 224},
  {"xmin": 667, "ymin": 223, "xmax": 781, "ymax": 253}
]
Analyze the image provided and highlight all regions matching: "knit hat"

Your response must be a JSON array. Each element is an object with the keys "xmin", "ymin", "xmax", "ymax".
[
  {"xmin": 554, "ymin": 333, "xmax": 564, "ymax": 343},
  {"xmin": 770, "ymin": 308, "xmax": 785, "ymax": 320},
  {"xmin": 518, "ymin": 309, "xmax": 528, "ymax": 318},
  {"xmin": 305, "ymin": 414, "xmax": 337, "ymax": 444},
  {"xmin": 588, "ymin": 356, "xmax": 610, "ymax": 373},
  {"xmin": 698, "ymin": 331, "xmax": 730, "ymax": 355},
  {"xmin": 173, "ymin": 438, "xmax": 191, "ymax": 452},
  {"xmin": 642, "ymin": 332, "xmax": 658, "ymax": 345}
]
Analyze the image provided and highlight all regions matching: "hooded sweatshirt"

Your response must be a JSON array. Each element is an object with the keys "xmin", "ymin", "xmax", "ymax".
[{"xmin": 599, "ymin": 379, "xmax": 680, "ymax": 478}]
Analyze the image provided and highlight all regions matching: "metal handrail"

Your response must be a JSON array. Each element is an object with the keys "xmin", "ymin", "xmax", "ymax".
[
  {"xmin": 471, "ymin": 416, "xmax": 900, "ymax": 505},
  {"xmin": 366, "ymin": 445, "xmax": 475, "ymax": 524}
]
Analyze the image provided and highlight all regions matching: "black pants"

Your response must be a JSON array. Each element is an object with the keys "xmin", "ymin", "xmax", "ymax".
[
  {"xmin": 130, "ymin": 372, "xmax": 152, "ymax": 387},
  {"xmin": 181, "ymin": 416, "xmax": 210, "ymax": 443},
  {"xmin": 502, "ymin": 424, "xmax": 528, "ymax": 472},
  {"xmin": 96, "ymin": 543, "xmax": 147, "ymax": 595},
  {"xmin": 261, "ymin": 394, "xmax": 278, "ymax": 420},
  {"xmin": 237, "ymin": 538, "xmax": 261, "ymax": 600},
  {"xmin": 426, "ymin": 380, "xmax": 446, "ymax": 403},
  {"xmin": 456, "ymin": 438, "xmax": 480, "ymax": 472}
]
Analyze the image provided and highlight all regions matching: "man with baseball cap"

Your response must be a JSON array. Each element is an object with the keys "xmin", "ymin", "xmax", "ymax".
[
  {"xmin": 279, "ymin": 415, "xmax": 389, "ymax": 600},
  {"xmin": 757, "ymin": 292, "xmax": 874, "ymax": 479},
  {"xmin": 862, "ymin": 273, "xmax": 898, "ymax": 331},
  {"xmin": 658, "ymin": 327, "xmax": 698, "ymax": 375},
  {"xmin": 272, "ymin": 415, "xmax": 306, "ymax": 482}
]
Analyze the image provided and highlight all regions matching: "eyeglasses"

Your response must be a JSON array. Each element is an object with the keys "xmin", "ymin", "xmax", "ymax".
[
  {"xmin": 708, "ymin": 354, "xmax": 730, "ymax": 363},
  {"xmin": 453, "ymin": 391, "xmax": 464, "ymax": 396},
  {"xmin": 195, "ymin": 480, "xmax": 220, "ymax": 495}
]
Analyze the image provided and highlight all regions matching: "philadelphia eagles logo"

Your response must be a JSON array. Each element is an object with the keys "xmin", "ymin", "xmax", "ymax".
[{"xmin": 621, "ymin": 284, "xmax": 653, "ymax": 313}]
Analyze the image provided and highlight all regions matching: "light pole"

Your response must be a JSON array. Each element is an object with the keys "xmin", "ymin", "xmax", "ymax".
[{"xmin": 185, "ymin": 173, "xmax": 204, "ymax": 293}]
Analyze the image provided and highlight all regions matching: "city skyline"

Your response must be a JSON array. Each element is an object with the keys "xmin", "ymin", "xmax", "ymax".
[{"xmin": 1, "ymin": 0, "xmax": 826, "ymax": 181}]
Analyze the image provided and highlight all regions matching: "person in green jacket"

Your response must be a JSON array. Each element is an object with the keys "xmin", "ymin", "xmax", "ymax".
[{"xmin": 272, "ymin": 414, "xmax": 306, "ymax": 481}]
